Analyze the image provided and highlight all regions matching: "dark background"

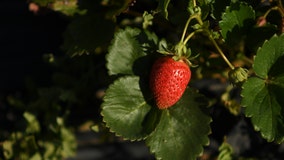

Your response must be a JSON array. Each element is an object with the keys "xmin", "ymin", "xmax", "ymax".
[{"xmin": 1, "ymin": 0, "xmax": 284, "ymax": 159}]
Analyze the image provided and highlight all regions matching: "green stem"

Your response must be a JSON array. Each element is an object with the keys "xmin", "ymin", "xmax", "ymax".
[
  {"xmin": 197, "ymin": 15, "xmax": 234, "ymax": 69},
  {"xmin": 263, "ymin": 6, "xmax": 281, "ymax": 18},
  {"xmin": 278, "ymin": 0, "xmax": 284, "ymax": 17},
  {"xmin": 193, "ymin": 0, "xmax": 197, "ymax": 7},
  {"xmin": 180, "ymin": 14, "xmax": 198, "ymax": 43},
  {"xmin": 182, "ymin": 12, "xmax": 235, "ymax": 70},
  {"xmin": 263, "ymin": 4, "xmax": 284, "ymax": 18},
  {"xmin": 180, "ymin": 17, "xmax": 193, "ymax": 43},
  {"xmin": 183, "ymin": 29, "xmax": 203, "ymax": 45},
  {"xmin": 195, "ymin": 15, "xmax": 203, "ymax": 26},
  {"xmin": 207, "ymin": 31, "xmax": 235, "ymax": 70},
  {"xmin": 195, "ymin": 14, "xmax": 235, "ymax": 69},
  {"xmin": 241, "ymin": 55, "xmax": 254, "ymax": 65},
  {"xmin": 180, "ymin": 0, "xmax": 200, "ymax": 44},
  {"xmin": 266, "ymin": 79, "xmax": 284, "ymax": 88}
]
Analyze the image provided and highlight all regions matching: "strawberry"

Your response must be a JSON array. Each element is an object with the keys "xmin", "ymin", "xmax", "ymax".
[
  {"xmin": 149, "ymin": 56, "xmax": 191, "ymax": 109},
  {"xmin": 256, "ymin": 16, "xmax": 266, "ymax": 27}
]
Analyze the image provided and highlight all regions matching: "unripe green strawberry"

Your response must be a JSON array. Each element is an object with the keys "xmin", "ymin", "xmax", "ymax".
[
  {"xmin": 228, "ymin": 67, "xmax": 248, "ymax": 86},
  {"xmin": 149, "ymin": 56, "xmax": 191, "ymax": 109}
]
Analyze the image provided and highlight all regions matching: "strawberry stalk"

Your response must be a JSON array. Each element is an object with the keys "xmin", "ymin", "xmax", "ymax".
[
  {"xmin": 205, "ymin": 30, "xmax": 235, "ymax": 70},
  {"xmin": 174, "ymin": 0, "xmax": 237, "ymax": 71}
]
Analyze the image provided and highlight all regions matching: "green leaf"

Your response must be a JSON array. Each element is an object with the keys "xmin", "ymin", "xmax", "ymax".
[
  {"xmin": 211, "ymin": 0, "xmax": 231, "ymax": 20},
  {"xmin": 3, "ymin": 140, "xmax": 14, "ymax": 159},
  {"xmin": 198, "ymin": 0, "xmax": 213, "ymax": 19},
  {"xmin": 23, "ymin": 112, "xmax": 41, "ymax": 134},
  {"xmin": 30, "ymin": 153, "xmax": 42, "ymax": 160},
  {"xmin": 106, "ymin": 27, "xmax": 145, "ymax": 75},
  {"xmin": 62, "ymin": 13, "xmax": 115, "ymax": 56},
  {"xmin": 253, "ymin": 35, "xmax": 284, "ymax": 78},
  {"xmin": 41, "ymin": 142, "xmax": 56, "ymax": 159},
  {"xmin": 157, "ymin": 0, "xmax": 171, "ymax": 19},
  {"xmin": 60, "ymin": 127, "xmax": 77, "ymax": 157},
  {"xmin": 242, "ymin": 34, "xmax": 284, "ymax": 143},
  {"xmin": 146, "ymin": 89, "xmax": 211, "ymax": 160},
  {"xmin": 101, "ymin": 76, "xmax": 154, "ymax": 140},
  {"xmin": 52, "ymin": 0, "xmax": 86, "ymax": 16},
  {"xmin": 143, "ymin": 11, "xmax": 154, "ymax": 29},
  {"xmin": 217, "ymin": 140, "xmax": 234, "ymax": 160},
  {"xmin": 219, "ymin": 2, "xmax": 255, "ymax": 40}
]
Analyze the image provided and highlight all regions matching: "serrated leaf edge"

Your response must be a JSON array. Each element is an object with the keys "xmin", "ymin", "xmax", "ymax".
[
  {"xmin": 101, "ymin": 76, "xmax": 152, "ymax": 141},
  {"xmin": 252, "ymin": 34, "xmax": 283, "ymax": 78},
  {"xmin": 240, "ymin": 78, "xmax": 275, "ymax": 142},
  {"xmin": 219, "ymin": 2, "xmax": 255, "ymax": 39},
  {"xmin": 146, "ymin": 119, "xmax": 212, "ymax": 160},
  {"xmin": 145, "ymin": 89, "xmax": 212, "ymax": 160},
  {"xmin": 106, "ymin": 27, "xmax": 142, "ymax": 76}
]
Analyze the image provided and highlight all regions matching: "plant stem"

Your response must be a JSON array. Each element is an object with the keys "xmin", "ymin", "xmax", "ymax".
[
  {"xmin": 207, "ymin": 31, "xmax": 235, "ymax": 70},
  {"xmin": 263, "ymin": 3, "xmax": 284, "ymax": 18},
  {"xmin": 266, "ymin": 78, "xmax": 284, "ymax": 88},
  {"xmin": 180, "ymin": 15, "xmax": 198, "ymax": 43},
  {"xmin": 193, "ymin": 0, "xmax": 197, "ymax": 7},
  {"xmin": 179, "ymin": 3, "xmax": 235, "ymax": 70},
  {"xmin": 195, "ymin": 15, "xmax": 203, "ymax": 26},
  {"xmin": 263, "ymin": 6, "xmax": 281, "ymax": 18},
  {"xmin": 180, "ymin": 17, "xmax": 193, "ymax": 43},
  {"xmin": 183, "ymin": 29, "xmax": 203, "ymax": 45},
  {"xmin": 241, "ymin": 55, "xmax": 254, "ymax": 65},
  {"xmin": 278, "ymin": 0, "xmax": 284, "ymax": 16},
  {"xmin": 196, "ymin": 14, "xmax": 235, "ymax": 70}
]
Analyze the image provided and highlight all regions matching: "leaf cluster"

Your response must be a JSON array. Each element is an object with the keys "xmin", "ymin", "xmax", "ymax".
[{"xmin": 2, "ymin": 0, "xmax": 284, "ymax": 159}]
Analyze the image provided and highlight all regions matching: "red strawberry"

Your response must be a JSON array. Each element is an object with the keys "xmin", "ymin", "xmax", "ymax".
[
  {"xmin": 149, "ymin": 56, "xmax": 191, "ymax": 109},
  {"xmin": 256, "ymin": 16, "xmax": 266, "ymax": 27}
]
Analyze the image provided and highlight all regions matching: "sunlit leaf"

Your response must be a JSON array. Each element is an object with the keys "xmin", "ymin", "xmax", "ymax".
[
  {"xmin": 146, "ymin": 88, "xmax": 211, "ymax": 160},
  {"xmin": 3, "ymin": 140, "xmax": 14, "ymax": 159},
  {"xmin": 52, "ymin": 0, "xmax": 86, "ymax": 16},
  {"xmin": 30, "ymin": 153, "xmax": 42, "ymax": 160},
  {"xmin": 106, "ymin": 27, "xmax": 145, "ymax": 75},
  {"xmin": 217, "ymin": 140, "xmax": 234, "ymax": 160},
  {"xmin": 23, "ymin": 112, "xmax": 41, "ymax": 134},
  {"xmin": 106, "ymin": 27, "xmax": 157, "ymax": 76},
  {"xmin": 60, "ymin": 127, "xmax": 77, "ymax": 157},
  {"xmin": 101, "ymin": 76, "xmax": 154, "ymax": 140}
]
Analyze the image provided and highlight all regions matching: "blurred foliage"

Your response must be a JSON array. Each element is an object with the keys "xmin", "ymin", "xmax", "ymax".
[{"xmin": 1, "ymin": 0, "xmax": 284, "ymax": 159}]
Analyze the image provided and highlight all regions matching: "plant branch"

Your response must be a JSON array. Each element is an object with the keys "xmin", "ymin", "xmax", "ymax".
[
  {"xmin": 183, "ymin": 29, "xmax": 203, "ymax": 45},
  {"xmin": 277, "ymin": 0, "xmax": 284, "ymax": 16},
  {"xmin": 180, "ymin": 14, "xmax": 199, "ymax": 43},
  {"xmin": 193, "ymin": 0, "xmax": 197, "ymax": 7},
  {"xmin": 180, "ymin": 12, "xmax": 235, "ymax": 70},
  {"xmin": 263, "ymin": 6, "xmax": 282, "ymax": 18},
  {"xmin": 241, "ymin": 55, "xmax": 254, "ymax": 65},
  {"xmin": 207, "ymin": 31, "xmax": 235, "ymax": 70}
]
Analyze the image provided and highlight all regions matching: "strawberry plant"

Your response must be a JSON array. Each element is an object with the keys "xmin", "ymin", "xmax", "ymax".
[
  {"xmin": 1, "ymin": 0, "xmax": 284, "ymax": 159},
  {"xmin": 101, "ymin": 0, "xmax": 284, "ymax": 159}
]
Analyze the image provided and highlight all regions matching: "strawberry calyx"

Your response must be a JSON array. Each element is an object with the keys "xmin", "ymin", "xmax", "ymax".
[{"xmin": 156, "ymin": 38, "xmax": 200, "ymax": 68}]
